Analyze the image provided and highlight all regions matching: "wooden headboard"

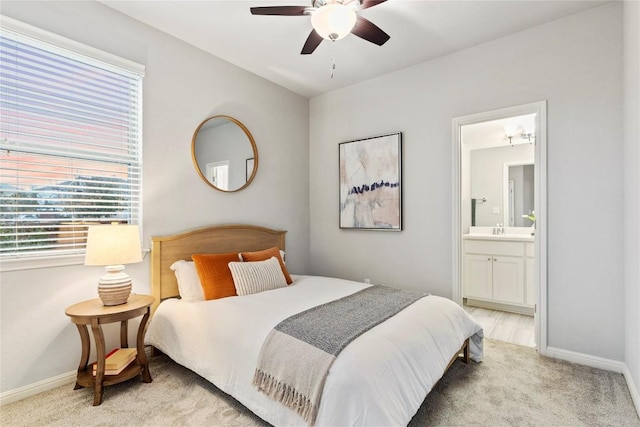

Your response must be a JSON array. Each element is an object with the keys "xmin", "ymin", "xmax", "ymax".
[{"xmin": 150, "ymin": 224, "xmax": 286, "ymax": 313}]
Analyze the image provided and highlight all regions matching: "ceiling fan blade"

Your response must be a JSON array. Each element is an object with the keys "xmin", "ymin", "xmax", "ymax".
[
  {"xmin": 250, "ymin": 6, "xmax": 308, "ymax": 16},
  {"xmin": 301, "ymin": 29, "xmax": 323, "ymax": 55},
  {"xmin": 360, "ymin": 0, "xmax": 387, "ymax": 10},
  {"xmin": 351, "ymin": 16, "xmax": 390, "ymax": 46}
]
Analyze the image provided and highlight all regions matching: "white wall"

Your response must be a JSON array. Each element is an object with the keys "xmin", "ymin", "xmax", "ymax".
[
  {"xmin": 623, "ymin": 0, "xmax": 640, "ymax": 409},
  {"xmin": 310, "ymin": 3, "xmax": 625, "ymax": 360},
  {"xmin": 0, "ymin": 1, "xmax": 310, "ymax": 393}
]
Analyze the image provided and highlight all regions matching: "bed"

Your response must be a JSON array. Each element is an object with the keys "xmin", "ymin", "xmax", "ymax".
[{"xmin": 145, "ymin": 224, "xmax": 483, "ymax": 426}]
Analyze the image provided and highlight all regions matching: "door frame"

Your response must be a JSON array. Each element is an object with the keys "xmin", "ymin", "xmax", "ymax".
[
  {"xmin": 503, "ymin": 160, "xmax": 534, "ymax": 226},
  {"xmin": 451, "ymin": 101, "xmax": 547, "ymax": 355}
]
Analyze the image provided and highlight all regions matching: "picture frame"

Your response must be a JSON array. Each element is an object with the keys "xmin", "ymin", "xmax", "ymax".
[
  {"xmin": 246, "ymin": 158, "xmax": 255, "ymax": 182},
  {"xmin": 339, "ymin": 132, "xmax": 402, "ymax": 230}
]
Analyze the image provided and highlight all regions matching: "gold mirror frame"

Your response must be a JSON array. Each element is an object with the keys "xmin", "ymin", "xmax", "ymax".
[{"xmin": 191, "ymin": 115, "xmax": 258, "ymax": 192}]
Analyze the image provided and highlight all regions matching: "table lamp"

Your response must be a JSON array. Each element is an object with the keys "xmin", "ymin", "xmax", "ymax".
[{"xmin": 84, "ymin": 224, "xmax": 142, "ymax": 306}]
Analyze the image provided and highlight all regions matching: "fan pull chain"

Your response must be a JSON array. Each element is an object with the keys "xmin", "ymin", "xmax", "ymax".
[{"xmin": 330, "ymin": 41, "xmax": 336, "ymax": 79}]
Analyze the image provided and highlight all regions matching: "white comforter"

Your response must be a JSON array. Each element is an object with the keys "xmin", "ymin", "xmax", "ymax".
[{"xmin": 145, "ymin": 275, "xmax": 483, "ymax": 426}]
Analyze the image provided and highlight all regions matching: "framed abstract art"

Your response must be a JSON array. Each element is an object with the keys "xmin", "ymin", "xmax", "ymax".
[{"xmin": 339, "ymin": 132, "xmax": 402, "ymax": 230}]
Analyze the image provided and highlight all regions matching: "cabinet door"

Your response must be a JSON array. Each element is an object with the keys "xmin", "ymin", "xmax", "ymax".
[
  {"xmin": 492, "ymin": 256, "xmax": 524, "ymax": 304},
  {"xmin": 525, "ymin": 257, "xmax": 535, "ymax": 306},
  {"xmin": 464, "ymin": 255, "xmax": 492, "ymax": 299}
]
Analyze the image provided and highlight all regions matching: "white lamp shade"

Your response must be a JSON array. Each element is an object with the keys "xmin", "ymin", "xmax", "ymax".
[
  {"xmin": 311, "ymin": 4, "xmax": 357, "ymax": 41},
  {"xmin": 84, "ymin": 224, "xmax": 142, "ymax": 266}
]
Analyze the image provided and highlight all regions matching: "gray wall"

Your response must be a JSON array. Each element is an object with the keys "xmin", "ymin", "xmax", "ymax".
[
  {"xmin": 309, "ymin": 3, "xmax": 625, "ymax": 361},
  {"xmin": 623, "ymin": 0, "xmax": 640, "ymax": 405},
  {"xmin": 0, "ymin": 1, "xmax": 310, "ymax": 393}
]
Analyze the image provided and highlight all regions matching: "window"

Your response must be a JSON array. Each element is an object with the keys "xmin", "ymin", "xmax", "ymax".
[{"xmin": 0, "ymin": 18, "xmax": 144, "ymax": 264}]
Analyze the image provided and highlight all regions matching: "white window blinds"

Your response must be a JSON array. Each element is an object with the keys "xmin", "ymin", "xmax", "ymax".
[{"xmin": 0, "ymin": 24, "xmax": 143, "ymax": 258}]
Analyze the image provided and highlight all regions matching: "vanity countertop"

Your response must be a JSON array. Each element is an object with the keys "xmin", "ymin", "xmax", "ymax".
[
  {"xmin": 464, "ymin": 226, "xmax": 534, "ymax": 242},
  {"xmin": 463, "ymin": 233, "xmax": 534, "ymax": 242}
]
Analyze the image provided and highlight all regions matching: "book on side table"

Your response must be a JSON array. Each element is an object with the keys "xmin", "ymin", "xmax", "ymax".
[{"xmin": 92, "ymin": 348, "xmax": 137, "ymax": 376}]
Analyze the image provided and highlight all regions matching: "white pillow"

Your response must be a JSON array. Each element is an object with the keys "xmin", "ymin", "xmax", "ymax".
[
  {"xmin": 170, "ymin": 260, "xmax": 204, "ymax": 302},
  {"xmin": 228, "ymin": 256, "xmax": 287, "ymax": 296}
]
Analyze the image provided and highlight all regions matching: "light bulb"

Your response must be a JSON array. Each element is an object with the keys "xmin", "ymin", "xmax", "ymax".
[
  {"xmin": 504, "ymin": 124, "xmax": 519, "ymax": 137},
  {"xmin": 311, "ymin": 4, "xmax": 357, "ymax": 41}
]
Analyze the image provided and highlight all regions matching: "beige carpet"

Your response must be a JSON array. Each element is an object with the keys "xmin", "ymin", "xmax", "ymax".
[{"xmin": 2, "ymin": 339, "xmax": 638, "ymax": 426}]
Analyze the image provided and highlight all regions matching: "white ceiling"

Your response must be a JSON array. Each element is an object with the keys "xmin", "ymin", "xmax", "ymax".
[{"xmin": 99, "ymin": 0, "xmax": 609, "ymax": 98}]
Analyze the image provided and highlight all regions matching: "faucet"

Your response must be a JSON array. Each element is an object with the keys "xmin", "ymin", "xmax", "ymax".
[{"xmin": 493, "ymin": 223, "xmax": 504, "ymax": 235}]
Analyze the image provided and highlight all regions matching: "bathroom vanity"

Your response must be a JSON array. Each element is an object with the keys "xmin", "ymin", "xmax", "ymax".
[{"xmin": 463, "ymin": 226, "xmax": 535, "ymax": 315}]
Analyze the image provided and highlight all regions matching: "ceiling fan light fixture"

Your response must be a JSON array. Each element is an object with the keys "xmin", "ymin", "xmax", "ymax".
[{"xmin": 311, "ymin": 3, "xmax": 357, "ymax": 41}]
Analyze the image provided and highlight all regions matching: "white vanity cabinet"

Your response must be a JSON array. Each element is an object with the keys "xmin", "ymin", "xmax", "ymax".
[
  {"xmin": 492, "ymin": 256, "xmax": 524, "ymax": 303},
  {"xmin": 464, "ymin": 255, "xmax": 493, "ymax": 299},
  {"xmin": 463, "ymin": 237, "xmax": 533, "ymax": 313}
]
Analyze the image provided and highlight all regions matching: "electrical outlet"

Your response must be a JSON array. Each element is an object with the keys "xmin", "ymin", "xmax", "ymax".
[{"xmin": 364, "ymin": 278, "xmax": 371, "ymax": 284}]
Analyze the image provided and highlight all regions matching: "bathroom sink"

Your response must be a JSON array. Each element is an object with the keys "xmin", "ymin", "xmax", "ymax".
[
  {"xmin": 464, "ymin": 233, "xmax": 534, "ymax": 241},
  {"xmin": 465, "ymin": 226, "xmax": 534, "ymax": 241}
]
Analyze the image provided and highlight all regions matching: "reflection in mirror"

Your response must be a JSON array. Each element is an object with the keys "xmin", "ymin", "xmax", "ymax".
[
  {"xmin": 507, "ymin": 164, "xmax": 534, "ymax": 227},
  {"xmin": 462, "ymin": 113, "xmax": 535, "ymax": 230},
  {"xmin": 191, "ymin": 115, "xmax": 258, "ymax": 192}
]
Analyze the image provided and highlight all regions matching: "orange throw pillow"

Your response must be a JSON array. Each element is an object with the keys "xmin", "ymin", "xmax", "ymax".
[
  {"xmin": 191, "ymin": 253, "xmax": 240, "ymax": 300},
  {"xmin": 240, "ymin": 247, "xmax": 292, "ymax": 284}
]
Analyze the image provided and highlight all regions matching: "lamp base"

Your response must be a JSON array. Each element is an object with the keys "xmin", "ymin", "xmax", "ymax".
[{"xmin": 98, "ymin": 265, "xmax": 132, "ymax": 306}]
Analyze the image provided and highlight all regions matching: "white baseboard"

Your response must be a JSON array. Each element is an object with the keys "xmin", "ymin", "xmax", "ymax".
[
  {"xmin": 0, "ymin": 370, "xmax": 76, "ymax": 406},
  {"xmin": 0, "ymin": 346, "xmax": 155, "ymax": 406},
  {"xmin": 546, "ymin": 346, "xmax": 640, "ymax": 417},
  {"xmin": 465, "ymin": 298, "xmax": 534, "ymax": 316},
  {"xmin": 545, "ymin": 346, "xmax": 626, "ymax": 372},
  {"xmin": 622, "ymin": 364, "xmax": 640, "ymax": 418}
]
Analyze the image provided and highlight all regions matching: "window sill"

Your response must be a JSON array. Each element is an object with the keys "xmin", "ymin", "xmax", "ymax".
[
  {"xmin": 0, "ymin": 249, "xmax": 150, "ymax": 272},
  {"xmin": 0, "ymin": 254, "xmax": 85, "ymax": 272}
]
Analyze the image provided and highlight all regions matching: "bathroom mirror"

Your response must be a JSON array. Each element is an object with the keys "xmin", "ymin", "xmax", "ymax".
[
  {"xmin": 468, "ymin": 145, "xmax": 534, "ymax": 227},
  {"xmin": 191, "ymin": 115, "xmax": 258, "ymax": 192},
  {"xmin": 463, "ymin": 113, "xmax": 536, "ymax": 229}
]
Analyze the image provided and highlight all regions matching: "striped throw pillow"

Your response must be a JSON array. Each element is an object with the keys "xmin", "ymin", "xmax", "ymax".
[{"xmin": 229, "ymin": 256, "xmax": 288, "ymax": 296}]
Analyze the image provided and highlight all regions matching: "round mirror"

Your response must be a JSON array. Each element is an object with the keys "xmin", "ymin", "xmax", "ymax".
[{"xmin": 191, "ymin": 115, "xmax": 258, "ymax": 192}]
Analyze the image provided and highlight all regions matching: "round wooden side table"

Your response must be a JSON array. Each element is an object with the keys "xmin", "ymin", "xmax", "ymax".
[{"xmin": 65, "ymin": 294, "xmax": 154, "ymax": 405}]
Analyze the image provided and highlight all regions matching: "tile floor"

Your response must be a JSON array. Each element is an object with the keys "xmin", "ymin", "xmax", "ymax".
[{"xmin": 464, "ymin": 304, "xmax": 535, "ymax": 348}]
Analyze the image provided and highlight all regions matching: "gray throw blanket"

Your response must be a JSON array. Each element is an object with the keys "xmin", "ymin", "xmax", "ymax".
[{"xmin": 253, "ymin": 285, "xmax": 427, "ymax": 425}]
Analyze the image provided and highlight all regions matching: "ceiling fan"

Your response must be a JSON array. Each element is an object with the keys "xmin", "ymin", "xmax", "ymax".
[{"xmin": 250, "ymin": 0, "xmax": 390, "ymax": 55}]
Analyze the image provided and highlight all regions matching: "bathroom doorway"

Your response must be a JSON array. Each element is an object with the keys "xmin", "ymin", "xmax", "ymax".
[{"xmin": 452, "ymin": 101, "xmax": 547, "ymax": 354}]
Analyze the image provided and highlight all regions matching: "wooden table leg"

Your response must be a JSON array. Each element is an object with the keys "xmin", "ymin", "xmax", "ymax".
[
  {"xmin": 137, "ymin": 308, "xmax": 152, "ymax": 383},
  {"xmin": 74, "ymin": 324, "xmax": 91, "ymax": 390},
  {"xmin": 120, "ymin": 319, "xmax": 129, "ymax": 348},
  {"xmin": 91, "ymin": 320, "xmax": 106, "ymax": 406},
  {"xmin": 463, "ymin": 338, "xmax": 470, "ymax": 364}
]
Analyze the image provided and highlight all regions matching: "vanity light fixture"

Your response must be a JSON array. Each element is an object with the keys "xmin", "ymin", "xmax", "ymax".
[
  {"xmin": 504, "ymin": 124, "xmax": 520, "ymax": 146},
  {"xmin": 520, "ymin": 124, "xmax": 535, "ymax": 143},
  {"xmin": 504, "ymin": 124, "xmax": 535, "ymax": 146}
]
